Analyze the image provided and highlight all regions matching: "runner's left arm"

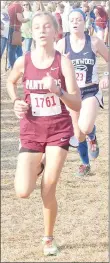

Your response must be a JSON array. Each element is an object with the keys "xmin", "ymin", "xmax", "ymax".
[
  {"xmin": 93, "ymin": 37, "xmax": 109, "ymax": 89},
  {"xmin": 94, "ymin": 37, "xmax": 109, "ymax": 62}
]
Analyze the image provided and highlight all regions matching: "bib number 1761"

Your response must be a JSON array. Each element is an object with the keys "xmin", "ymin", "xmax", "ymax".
[
  {"xmin": 36, "ymin": 95, "xmax": 56, "ymax": 108},
  {"xmin": 30, "ymin": 93, "xmax": 62, "ymax": 116}
]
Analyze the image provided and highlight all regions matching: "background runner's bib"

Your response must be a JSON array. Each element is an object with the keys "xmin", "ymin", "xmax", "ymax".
[
  {"xmin": 75, "ymin": 70, "xmax": 86, "ymax": 88},
  {"xmin": 30, "ymin": 93, "xmax": 62, "ymax": 116}
]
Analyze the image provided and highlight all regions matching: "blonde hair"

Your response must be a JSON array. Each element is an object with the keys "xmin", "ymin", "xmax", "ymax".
[{"xmin": 32, "ymin": 11, "xmax": 59, "ymax": 32}]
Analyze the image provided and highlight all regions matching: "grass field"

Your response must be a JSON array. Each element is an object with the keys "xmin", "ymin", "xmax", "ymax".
[{"xmin": 1, "ymin": 55, "xmax": 109, "ymax": 262}]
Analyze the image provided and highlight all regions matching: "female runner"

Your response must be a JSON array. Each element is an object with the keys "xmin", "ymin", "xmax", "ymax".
[
  {"xmin": 56, "ymin": 8, "xmax": 109, "ymax": 176},
  {"xmin": 7, "ymin": 11, "xmax": 81, "ymax": 256}
]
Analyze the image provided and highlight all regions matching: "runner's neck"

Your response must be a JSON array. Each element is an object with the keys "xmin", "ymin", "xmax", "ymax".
[
  {"xmin": 70, "ymin": 32, "xmax": 85, "ymax": 41},
  {"xmin": 34, "ymin": 46, "xmax": 55, "ymax": 60}
]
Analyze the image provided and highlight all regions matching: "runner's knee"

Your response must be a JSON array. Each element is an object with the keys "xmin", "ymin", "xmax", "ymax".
[
  {"xmin": 78, "ymin": 120, "xmax": 93, "ymax": 135},
  {"xmin": 74, "ymin": 129, "xmax": 86, "ymax": 142},
  {"xmin": 41, "ymin": 183, "xmax": 56, "ymax": 207},
  {"xmin": 14, "ymin": 180, "xmax": 31, "ymax": 198},
  {"xmin": 80, "ymin": 126, "xmax": 93, "ymax": 135}
]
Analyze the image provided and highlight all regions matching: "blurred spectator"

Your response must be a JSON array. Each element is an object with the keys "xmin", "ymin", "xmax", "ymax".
[
  {"xmin": 73, "ymin": 2, "xmax": 81, "ymax": 8},
  {"xmin": 54, "ymin": 3, "xmax": 64, "ymax": 42},
  {"xmin": 1, "ymin": 1, "xmax": 10, "ymax": 58},
  {"xmin": 101, "ymin": 1, "xmax": 106, "ymax": 8},
  {"xmin": 105, "ymin": 1, "xmax": 109, "ymax": 14},
  {"xmin": 94, "ymin": 5, "xmax": 108, "ymax": 40},
  {"xmin": 104, "ymin": 1, "xmax": 109, "ymax": 46},
  {"xmin": 61, "ymin": 1, "xmax": 72, "ymax": 36},
  {"xmin": 21, "ymin": 1, "xmax": 33, "ymax": 53},
  {"xmin": 8, "ymin": 1, "xmax": 30, "ymax": 68},
  {"xmin": 32, "ymin": 1, "xmax": 45, "ymax": 13},
  {"xmin": 46, "ymin": 2, "xmax": 56, "ymax": 13},
  {"xmin": 89, "ymin": 4, "xmax": 96, "ymax": 35},
  {"xmin": 82, "ymin": 4, "xmax": 90, "ymax": 34},
  {"xmin": 1, "ymin": 21, "xmax": 4, "ymax": 31},
  {"xmin": 81, "ymin": 0, "xmax": 88, "ymax": 8}
]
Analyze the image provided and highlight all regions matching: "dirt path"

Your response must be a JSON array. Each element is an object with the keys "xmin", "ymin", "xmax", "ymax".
[{"xmin": 1, "ymin": 56, "xmax": 108, "ymax": 262}]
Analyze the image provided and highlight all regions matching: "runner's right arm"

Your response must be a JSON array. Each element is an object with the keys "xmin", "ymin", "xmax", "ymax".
[{"xmin": 7, "ymin": 57, "xmax": 29, "ymax": 119}]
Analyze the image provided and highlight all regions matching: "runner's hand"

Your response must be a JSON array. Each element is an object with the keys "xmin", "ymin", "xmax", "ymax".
[
  {"xmin": 42, "ymin": 73, "xmax": 60, "ymax": 95},
  {"xmin": 99, "ymin": 76, "xmax": 109, "ymax": 89},
  {"xmin": 63, "ymin": 52, "xmax": 70, "ymax": 58},
  {"xmin": 14, "ymin": 100, "xmax": 29, "ymax": 119}
]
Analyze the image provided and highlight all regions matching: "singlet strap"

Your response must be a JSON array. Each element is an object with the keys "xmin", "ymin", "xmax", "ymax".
[
  {"xmin": 22, "ymin": 52, "xmax": 31, "ymax": 82},
  {"xmin": 64, "ymin": 34, "xmax": 72, "ymax": 55},
  {"xmin": 85, "ymin": 33, "xmax": 92, "ymax": 49},
  {"xmin": 55, "ymin": 50, "xmax": 63, "ymax": 78}
]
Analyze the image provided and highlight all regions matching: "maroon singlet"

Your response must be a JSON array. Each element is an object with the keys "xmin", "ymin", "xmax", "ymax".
[{"xmin": 20, "ymin": 51, "xmax": 73, "ymax": 150}]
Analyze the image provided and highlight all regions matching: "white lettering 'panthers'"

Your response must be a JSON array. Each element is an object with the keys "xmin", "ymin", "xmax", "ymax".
[{"xmin": 26, "ymin": 79, "xmax": 61, "ymax": 90}]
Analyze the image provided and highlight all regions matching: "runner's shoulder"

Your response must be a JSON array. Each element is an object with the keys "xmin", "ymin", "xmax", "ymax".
[
  {"xmin": 13, "ymin": 55, "xmax": 25, "ymax": 74},
  {"xmin": 56, "ymin": 37, "xmax": 65, "ymax": 54},
  {"xmin": 91, "ymin": 35, "xmax": 102, "ymax": 47},
  {"xmin": 90, "ymin": 35, "xmax": 103, "ymax": 53}
]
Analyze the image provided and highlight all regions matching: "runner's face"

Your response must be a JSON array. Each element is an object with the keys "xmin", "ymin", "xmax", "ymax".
[
  {"xmin": 32, "ymin": 15, "xmax": 56, "ymax": 46},
  {"xmin": 69, "ymin": 12, "xmax": 85, "ymax": 34}
]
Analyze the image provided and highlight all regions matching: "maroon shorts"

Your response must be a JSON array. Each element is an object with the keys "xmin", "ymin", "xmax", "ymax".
[{"xmin": 19, "ymin": 136, "xmax": 70, "ymax": 153}]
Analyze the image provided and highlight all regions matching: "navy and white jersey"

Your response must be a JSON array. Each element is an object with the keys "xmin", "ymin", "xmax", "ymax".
[{"xmin": 65, "ymin": 33, "xmax": 99, "ymax": 88}]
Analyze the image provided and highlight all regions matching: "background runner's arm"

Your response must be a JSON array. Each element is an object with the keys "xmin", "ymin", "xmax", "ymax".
[
  {"xmin": 94, "ymin": 37, "xmax": 109, "ymax": 62},
  {"xmin": 7, "ymin": 57, "xmax": 24, "ymax": 102},
  {"xmin": 60, "ymin": 55, "xmax": 81, "ymax": 112},
  {"xmin": 93, "ymin": 37, "xmax": 109, "ymax": 87}
]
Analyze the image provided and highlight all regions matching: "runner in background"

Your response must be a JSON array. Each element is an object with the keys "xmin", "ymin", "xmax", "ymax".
[{"xmin": 56, "ymin": 8, "xmax": 109, "ymax": 176}]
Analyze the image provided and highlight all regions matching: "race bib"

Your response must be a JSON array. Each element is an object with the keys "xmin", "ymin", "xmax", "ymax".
[
  {"xmin": 30, "ymin": 93, "xmax": 62, "ymax": 116},
  {"xmin": 75, "ymin": 70, "xmax": 86, "ymax": 88}
]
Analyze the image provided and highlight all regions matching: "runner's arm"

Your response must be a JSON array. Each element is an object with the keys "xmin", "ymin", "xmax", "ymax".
[
  {"xmin": 92, "ymin": 36, "xmax": 109, "ymax": 62},
  {"xmin": 7, "ymin": 56, "xmax": 24, "ymax": 102},
  {"xmin": 60, "ymin": 55, "xmax": 81, "ymax": 111},
  {"xmin": 96, "ymin": 38, "xmax": 109, "ymax": 74},
  {"xmin": 92, "ymin": 37, "xmax": 109, "ymax": 86}
]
